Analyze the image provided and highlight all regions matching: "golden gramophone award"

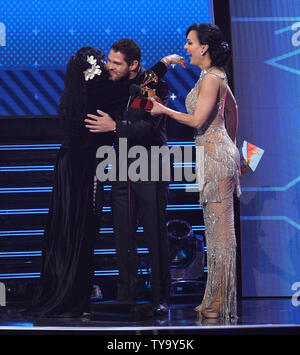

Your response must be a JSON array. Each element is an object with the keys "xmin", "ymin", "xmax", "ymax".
[{"xmin": 130, "ymin": 70, "xmax": 162, "ymax": 111}]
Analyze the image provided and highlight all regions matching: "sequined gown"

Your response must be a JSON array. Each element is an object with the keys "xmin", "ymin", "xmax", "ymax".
[{"xmin": 185, "ymin": 69, "xmax": 241, "ymax": 319}]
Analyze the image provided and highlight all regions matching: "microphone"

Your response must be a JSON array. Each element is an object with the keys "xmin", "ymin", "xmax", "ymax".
[
  {"xmin": 126, "ymin": 84, "xmax": 142, "ymax": 110},
  {"xmin": 129, "ymin": 84, "xmax": 142, "ymax": 96}
]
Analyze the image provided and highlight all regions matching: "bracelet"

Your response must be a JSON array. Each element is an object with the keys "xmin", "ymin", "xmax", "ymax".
[{"xmin": 161, "ymin": 58, "xmax": 169, "ymax": 67}]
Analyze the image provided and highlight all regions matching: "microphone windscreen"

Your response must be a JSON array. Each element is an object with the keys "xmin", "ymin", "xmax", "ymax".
[{"xmin": 129, "ymin": 84, "xmax": 142, "ymax": 96}]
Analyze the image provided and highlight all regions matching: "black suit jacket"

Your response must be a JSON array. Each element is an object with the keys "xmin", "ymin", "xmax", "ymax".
[{"xmin": 111, "ymin": 63, "xmax": 170, "ymax": 181}]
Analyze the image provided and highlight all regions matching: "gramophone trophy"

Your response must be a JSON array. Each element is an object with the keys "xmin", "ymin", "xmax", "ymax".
[{"xmin": 130, "ymin": 70, "xmax": 162, "ymax": 110}]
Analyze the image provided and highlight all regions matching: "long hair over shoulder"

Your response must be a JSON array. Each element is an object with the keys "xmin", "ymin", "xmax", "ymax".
[{"xmin": 59, "ymin": 46, "xmax": 108, "ymax": 138}]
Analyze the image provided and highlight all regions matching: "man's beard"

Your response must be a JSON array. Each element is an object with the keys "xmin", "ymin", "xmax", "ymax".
[{"xmin": 109, "ymin": 71, "xmax": 130, "ymax": 83}]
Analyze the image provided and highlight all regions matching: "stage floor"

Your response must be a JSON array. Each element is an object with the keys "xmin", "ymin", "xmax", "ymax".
[{"xmin": 0, "ymin": 298, "xmax": 299, "ymax": 335}]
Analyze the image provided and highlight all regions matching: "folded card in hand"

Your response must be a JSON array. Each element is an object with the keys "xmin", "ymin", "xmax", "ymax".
[{"xmin": 240, "ymin": 141, "xmax": 264, "ymax": 175}]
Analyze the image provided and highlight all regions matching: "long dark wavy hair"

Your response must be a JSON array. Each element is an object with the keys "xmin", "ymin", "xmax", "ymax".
[
  {"xmin": 59, "ymin": 46, "xmax": 108, "ymax": 138},
  {"xmin": 186, "ymin": 23, "xmax": 231, "ymax": 68}
]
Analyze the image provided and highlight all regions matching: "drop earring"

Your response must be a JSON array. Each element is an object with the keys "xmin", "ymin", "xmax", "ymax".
[{"xmin": 200, "ymin": 50, "xmax": 204, "ymax": 56}]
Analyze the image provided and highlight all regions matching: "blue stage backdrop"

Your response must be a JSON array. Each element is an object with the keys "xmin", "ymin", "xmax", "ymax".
[
  {"xmin": 230, "ymin": 0, "xmax": 300, "ymax": 297},
  {"xmin": 0, "ymin": 0, "xmax": 213, "ymax": 116}
]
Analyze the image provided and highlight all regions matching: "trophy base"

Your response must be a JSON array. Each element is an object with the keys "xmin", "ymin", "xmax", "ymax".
[{"xmin": 130, "ymin": 97, "xmax": 162, "ymax": 111}]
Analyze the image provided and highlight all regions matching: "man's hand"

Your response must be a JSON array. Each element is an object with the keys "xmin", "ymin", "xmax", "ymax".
[
  {"xmin": 85, "ymin": 110, "xmax": 116, "ymax": 133},
  {"xmin": 161, "ymin": 54, "xmax": 186, "ymax": 68}
]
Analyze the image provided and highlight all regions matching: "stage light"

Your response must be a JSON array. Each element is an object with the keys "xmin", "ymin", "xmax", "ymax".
[{"xmin": 166, "ymin": 219, "xmax": 206, "ymax": 296}]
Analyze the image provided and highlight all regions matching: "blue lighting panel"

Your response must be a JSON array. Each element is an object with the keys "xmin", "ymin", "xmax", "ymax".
[
  {"xmin": 230, "ymin": 0, "xmax": 300, "ymax": 297},
  {"xmin": 0, "ymin": 0, "xmax": 213, "ymax": 115}
]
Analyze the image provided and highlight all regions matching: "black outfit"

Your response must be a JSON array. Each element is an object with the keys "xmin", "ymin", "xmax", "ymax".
[
  {"xmin": 26, "ymin": 79, "xmax": 115, "ymax": 317},
  {"xmin": 25, "ymin": 61, "xmax": 168, "ymax": 317},
  {"xmin": 29, "ymin": 140, "xmax": 99, "ymax": 317},
  {"xmin": 111, "ymin": 65, "xmax": 171, "ymax": 309}
]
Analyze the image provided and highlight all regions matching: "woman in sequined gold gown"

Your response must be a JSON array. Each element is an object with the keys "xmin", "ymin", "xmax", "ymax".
[{"xmin": 150, "ymin": 23, "xmax": 241, "ymax": 319}]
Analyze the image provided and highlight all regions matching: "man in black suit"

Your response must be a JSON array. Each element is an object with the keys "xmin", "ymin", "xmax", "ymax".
[{"xmin": 85, "ymin": 39, "xmax": 171, "ymax": 314}]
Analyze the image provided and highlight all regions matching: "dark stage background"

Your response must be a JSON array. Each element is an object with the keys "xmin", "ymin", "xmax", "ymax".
[{"xmin": 230, "ymin": 0, "xmax": 300, "ymax": 298}]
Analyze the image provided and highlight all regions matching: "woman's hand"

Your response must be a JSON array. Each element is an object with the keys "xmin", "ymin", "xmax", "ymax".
[
  {"xmin": 149, "ymin": 98, "xmax": 166, "ymax": 116},
  {"xmin": 161, "ymin": 54, "xmax": 186, "ymax": 68}
]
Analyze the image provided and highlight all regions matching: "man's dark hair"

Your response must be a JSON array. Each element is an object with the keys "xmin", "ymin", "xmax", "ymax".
[{"xmin": 111, "ymin": 38, "xmax": 141, "ymax": 66}]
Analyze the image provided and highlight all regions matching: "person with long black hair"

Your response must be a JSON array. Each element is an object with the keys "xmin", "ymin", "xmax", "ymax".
[{"xmin": 24, "ymin": 47, "xmax": 111, "ymax": 317}]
